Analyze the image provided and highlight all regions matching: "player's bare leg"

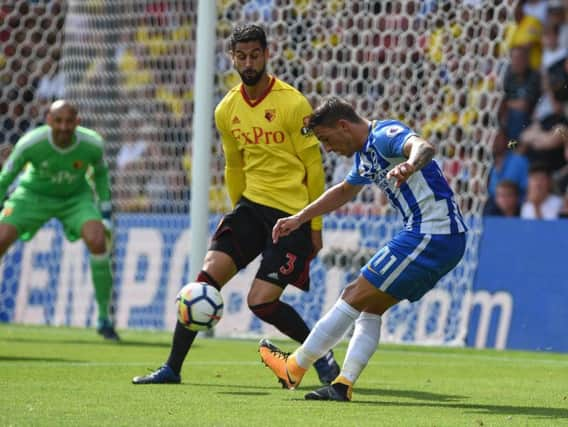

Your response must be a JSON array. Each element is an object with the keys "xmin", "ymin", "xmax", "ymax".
[
  {"xmin": 304, "ymin": 278, "xmax": 397, "ymax": 401},
  {"xmin": 201, "ymin": 250, "xmax": 237, "ymax": 286},
  {"xmin": 260, "ymin": 276, "xmax": 396, "ymax": 399},
  {"xmin": 342, "ymin": 276, "xmax": 399, "ymax": 314},
  {"xmin": 0, "ymin": 223, "xmax": 19, "ymax": 257},
  {"xmin": 259, "ymin": 296, "xmax": 358, "ymax": 389}
]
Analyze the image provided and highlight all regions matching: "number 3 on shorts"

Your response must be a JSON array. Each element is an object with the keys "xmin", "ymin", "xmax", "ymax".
[{"xmin": 279, "ymin": 252, "xmax": 297, "ymax": 275}]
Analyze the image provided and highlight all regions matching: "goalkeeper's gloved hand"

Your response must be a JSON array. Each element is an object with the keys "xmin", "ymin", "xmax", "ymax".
[{"xmin": 99, "ymin": 201, "xmax": 113, "ymax": 237}]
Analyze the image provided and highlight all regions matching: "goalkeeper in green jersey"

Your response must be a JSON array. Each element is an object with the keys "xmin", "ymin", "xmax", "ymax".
[{"xmin": 0, "ymin": 100, "xmax": 119, "ymax": 341}]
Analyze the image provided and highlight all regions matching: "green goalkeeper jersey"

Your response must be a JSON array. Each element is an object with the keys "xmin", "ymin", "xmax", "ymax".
[{"xmin": 0, "ymin": 125, "xmax": 111, "ymax": 203}]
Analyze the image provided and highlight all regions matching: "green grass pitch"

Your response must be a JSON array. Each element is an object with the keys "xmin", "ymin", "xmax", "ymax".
[{"xmin": 1, "ymin": 324, "xmax": 567, "ymax": 427}]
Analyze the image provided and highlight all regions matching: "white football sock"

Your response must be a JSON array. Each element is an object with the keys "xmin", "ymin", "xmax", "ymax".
[
  {"xmin": 295, "ymin": 299, "xmax": 360, "ymax": 369},
  {"xmin": 340, "ymin": 312, "xmax": 382, "ymax": 384}
]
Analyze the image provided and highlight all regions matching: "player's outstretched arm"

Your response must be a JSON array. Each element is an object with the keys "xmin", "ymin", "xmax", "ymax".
[
  {"xmin": 272, "ymin": 181, "xmax": 362, "ymax": 243},
  {"xmin": 0, "ymin": 141, "xmax": 28, "ymax": 201},
  {"xmin": 387, "ymin": 135, "xmax": 435, "ymax": 187}
]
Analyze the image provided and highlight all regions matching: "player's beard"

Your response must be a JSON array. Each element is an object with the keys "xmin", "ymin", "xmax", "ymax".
[
  {"xmin": 238, "ymin": 64, "xmax": 266, "ymax": 86},
  {"xmin": 53, "ymin": 131, "xmax": 73, "ymax": 147}
]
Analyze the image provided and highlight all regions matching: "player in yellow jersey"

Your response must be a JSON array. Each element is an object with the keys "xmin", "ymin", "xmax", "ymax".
[{"xmin": 133, "ymin": 24, "xmax": 339, "ymax": 385}]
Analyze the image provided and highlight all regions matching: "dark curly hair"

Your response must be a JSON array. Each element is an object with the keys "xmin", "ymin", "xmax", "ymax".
[{"xmin": 229, "ymin": 24, "xmax": 267, "ymax": 51}]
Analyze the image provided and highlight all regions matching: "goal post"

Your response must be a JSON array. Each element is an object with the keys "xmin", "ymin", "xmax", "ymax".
[
  {"xmin": 189, "ymin": 0, "xmax": 217, "ymax": 280},
  {"xmin": 0, "ymin": 0, "xmax": 516, "ymax": 346}
]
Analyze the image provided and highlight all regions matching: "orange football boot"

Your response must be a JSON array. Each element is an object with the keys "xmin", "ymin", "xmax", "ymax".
[{"xmin": 259, "ymin": 338, "xmax": 307, "ymax": 389}]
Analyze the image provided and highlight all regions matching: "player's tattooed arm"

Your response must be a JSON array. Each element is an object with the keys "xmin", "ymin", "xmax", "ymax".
[
  {"xmin": 405, "ymin": 136, "xmax": 435, "ymax": 171},
  {"xmin": 387, "ymin": 136, "xmax": 435, "ymax": 187}
]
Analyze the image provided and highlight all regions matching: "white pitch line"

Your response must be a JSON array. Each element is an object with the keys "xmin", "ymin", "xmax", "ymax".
[{"xmin": 0, "ymin": 356, "xmax": 567, "ymax": 368}]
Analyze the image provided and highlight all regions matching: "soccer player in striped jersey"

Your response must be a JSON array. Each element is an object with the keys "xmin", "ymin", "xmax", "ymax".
[
  {"xmin": 260, "ymin": 97, "xmax": 467, "ymax": 401},
  {"xmin": 132, "ymin": 24, "xmax": 339, "ymax": 385},
  {"xmin": 0, "ymin": 100, "xmax": 119, "ymax": 340}
]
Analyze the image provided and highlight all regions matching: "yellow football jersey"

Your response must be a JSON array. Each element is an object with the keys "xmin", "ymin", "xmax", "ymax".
[{"xmin": 215, "ymin": 76, "xmax": 324, "ymax": 229}]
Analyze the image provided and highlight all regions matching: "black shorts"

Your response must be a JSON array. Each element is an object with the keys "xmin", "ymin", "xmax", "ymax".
[{"xmin": 210, "ymin": 197, "xmax": 314, "ymax": 291}]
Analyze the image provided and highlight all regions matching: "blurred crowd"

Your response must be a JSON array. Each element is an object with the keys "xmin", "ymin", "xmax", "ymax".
[
  {"xmin": 0, "ymin": 2, "xmax": 64, "ymax": 158},
  {"xmin": 1, "ymin": 0, "xmax": 567, "ymax": 220},
  {"xmin": 486, "ymin": 0, "xmax": 568, "ymax": 219}
]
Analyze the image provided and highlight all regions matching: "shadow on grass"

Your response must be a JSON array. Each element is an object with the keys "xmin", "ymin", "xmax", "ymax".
[
  {"xmin": 342, "ymin": 399, "xmax": 568, "ymax": 420},
  {"xmin": 189, "ymin": 381, "xmax": 568, "ymax": 420},
  {"xmin": 356, "ymin": 387, "xmax": 466, "ymax": 402},
  {"xmin": 182, "ymin": 381, "xmax": 284, "ymax": 391},
  {"xmin": 354, "ymin": 387, "xmax": 568, "ymax": 419},
  {"xmin": 185, "ymin": 381, "xmax": 466, "ymax": 400},
  {"xmin": 284, "ymin": 389, "xmax": 567, "ymax": 420},
  {"xmin": 217, "ymin": 391, "xmax": 270, "ymax": 396}
]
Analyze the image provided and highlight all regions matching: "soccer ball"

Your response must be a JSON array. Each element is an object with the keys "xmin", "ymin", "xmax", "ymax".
[{"xmin": 176, "ymin": 282, "xmax": 224, "ymax": 331}]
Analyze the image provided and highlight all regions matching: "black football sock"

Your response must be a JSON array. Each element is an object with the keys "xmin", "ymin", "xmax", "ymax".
[
  {"xmin": 250, "ymin": 300, "xmax": 310, "ymax": 343},
  {"xmin": 166, "ymin": 321, "xmax": 198, "ymax": 375},
  {"xmin": 165, "ymin": 270, "xmax": 221, "ymax": 374},
  {"xmin": 196, "ymin": 270, "xmax": 221, "ymax": 290}
]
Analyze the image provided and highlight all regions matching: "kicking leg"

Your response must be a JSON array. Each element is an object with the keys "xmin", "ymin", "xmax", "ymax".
[
  {"xmin": 249, "ymin": 279, "xmax": 341, "ymax": 384},
  {"xmin": 305, "ymin": 277, "xmax": 397, "ymax": 401},
  {"xmin": 259, "ymin": 298, "xmax": 360, "ymax": 389}
]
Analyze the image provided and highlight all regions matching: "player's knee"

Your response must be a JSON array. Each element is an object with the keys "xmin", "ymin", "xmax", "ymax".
[
  {"xmin": 83, "ymin": 231, "xmax": 107, "ymax": 254},
  {"xmin": 0, "ymin": 223, "xmax": 19, "ymax": 257},
  {"xmin": 81, "ymin": 221, "xmax": 107, "ymax": 254},
  {"xmin": 200, "ymin": 251, "xmax": 237, "ymax": 285},
  {"xmin": 341, "ymin": 280, "xmax": 397, "ymax": 315},
  {"xmin": 86, "ymin": 238, "xmax": 106, "ymax": 255}
]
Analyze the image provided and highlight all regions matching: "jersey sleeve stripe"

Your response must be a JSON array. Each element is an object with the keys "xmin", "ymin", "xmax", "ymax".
[
  {"xmin": 77, "ymin": 127, "xmax": 104, "ymax": 149},
  {"xmin": 12, "ymin": 127, "xmax": 50, "ymax": 156}
]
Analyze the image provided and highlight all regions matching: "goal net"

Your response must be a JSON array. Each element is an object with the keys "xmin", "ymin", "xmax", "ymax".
[{"xmin": 0, "ymin": 0, "xmax": 515, "ymax": 345}]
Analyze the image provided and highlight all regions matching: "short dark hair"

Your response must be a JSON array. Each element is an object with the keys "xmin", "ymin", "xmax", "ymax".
[
  {"xmin": 229, "ymin": 24, "xmax": 267, "ymax": 51},
  {"xmin": 307, "ymin": 97, "xmax": 363, "ymax": 130},
  {"xmin": 529, "ymin": 161, "xmax": 551, "ymax": 176},
  {"xmin": 497, "ymin": 180, "xmax": 520, "ymax": 195}
]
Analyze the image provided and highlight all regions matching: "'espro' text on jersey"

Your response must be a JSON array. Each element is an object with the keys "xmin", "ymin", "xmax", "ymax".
[{"xmin": 215, "ymin": 76, "xmax": 324, "ymax": 229}]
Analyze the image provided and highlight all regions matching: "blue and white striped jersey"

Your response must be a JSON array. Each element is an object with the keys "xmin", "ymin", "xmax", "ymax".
[{"xmin": 346, "ymin": 120, "xmax": 467, "ymax": 235}]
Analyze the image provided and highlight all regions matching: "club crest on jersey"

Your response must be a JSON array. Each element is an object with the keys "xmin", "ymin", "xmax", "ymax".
[
  {"xmin": 1, "ymin": 206, "xmax": 13, "ymax": 217},
  {"xmin": 386, "ymin": 125, "xmax": 404, "ymax": 137},
  {"xmin": 301, "ymin": 115, "xmax": 313, "ymax": 136},
  {"xmin": 73, "ymin": 160, "xmax": 84, "ymax": 169},
  {"xmin": 264, "ymin": 109, "xmax": 276, "ymax": 122}
]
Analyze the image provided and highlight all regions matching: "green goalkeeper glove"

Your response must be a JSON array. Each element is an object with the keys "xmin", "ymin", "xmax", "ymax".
[{"xmin": 99, "ymin": 201, "xmax": 113, "ymax": 238}]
